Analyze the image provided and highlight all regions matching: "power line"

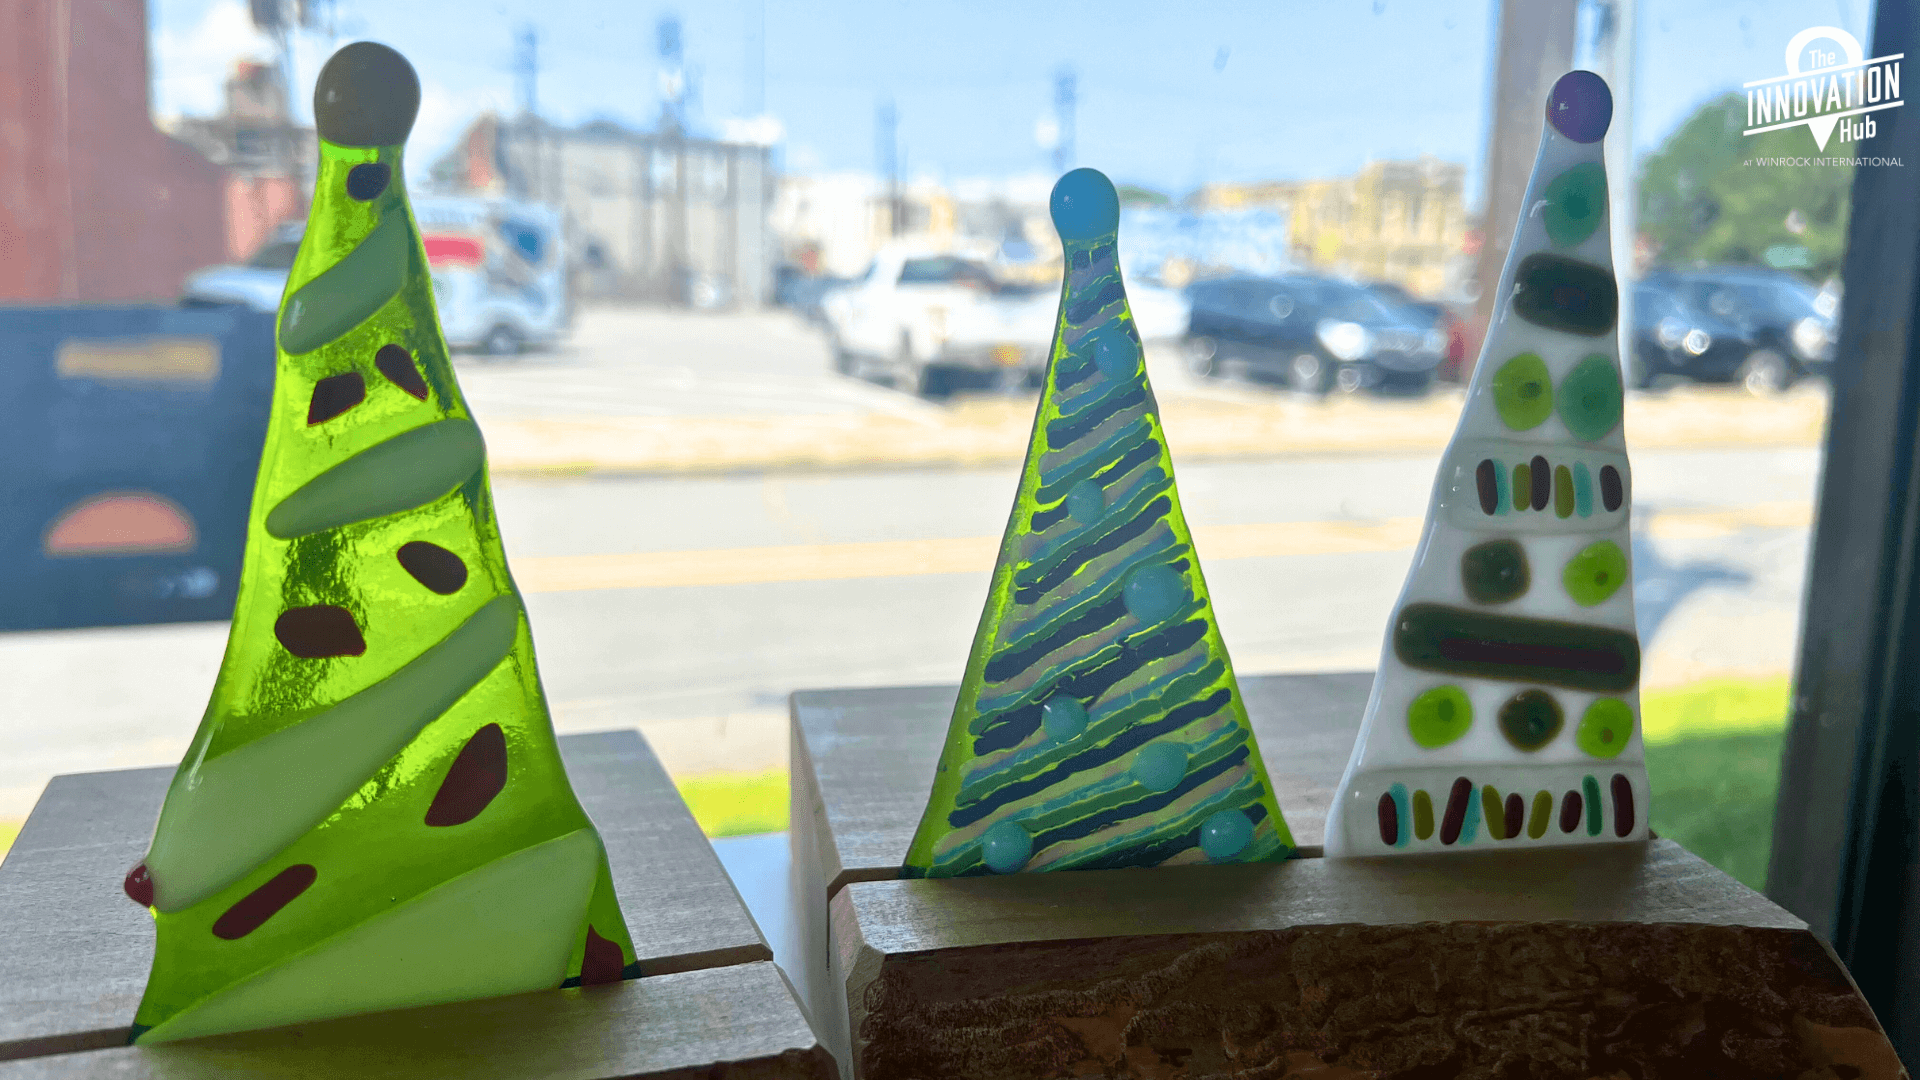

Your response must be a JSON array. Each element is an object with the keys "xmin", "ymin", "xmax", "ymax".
[
  {"xmin": 876, "ymin": 98, "xmax": 901, "ymax": 236},
  {"xmin": 1052, "ymin": 67, "xmax": 1076, "ymax": 174},
  {"xmin": 515, "ymin": 25, "xmax": 539, "ymax": 119}
]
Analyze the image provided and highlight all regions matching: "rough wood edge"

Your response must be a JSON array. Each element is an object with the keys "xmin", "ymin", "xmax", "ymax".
[
  {"xmin": 0, "ymin": 1029, "xmax": 129, "ymax": 1064},
  {"xmin": 0, "ymin": 963, "xmax": 839, "ymax": 1080},
  {"xmin": 641, "ymin": 943, "xmax": 774, "ymax": 977},
  {"xmin": 840, "ymin": 922, "xmax": 1905, "ymax": 1080}
]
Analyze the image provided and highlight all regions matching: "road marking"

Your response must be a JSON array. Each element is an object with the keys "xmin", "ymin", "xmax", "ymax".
[{"xmin": 510, "ymin": 501, "xmax": 1816, "ymax": 593}]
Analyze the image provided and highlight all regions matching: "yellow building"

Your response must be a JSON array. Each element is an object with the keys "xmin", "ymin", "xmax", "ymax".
[{"xmin": 1192, "ymin": 156, "xmax": 1468, "ymax": 297}]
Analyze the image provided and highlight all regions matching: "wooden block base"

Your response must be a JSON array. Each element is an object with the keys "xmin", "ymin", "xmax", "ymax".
[
  {"xmin": 0, "ymin": 961, "xmax": 835, "ymax": 1080},
  {"xmin": 0, "ymin": 731, "xmax": 828, "ymax": 1078},
  {"xmin": 830, "ymin": 844, "xmax": 1907, "ymax": 1080}
]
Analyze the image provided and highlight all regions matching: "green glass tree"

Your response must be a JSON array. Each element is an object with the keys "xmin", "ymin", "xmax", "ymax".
[
  {"xmin": 902, "ymin": 169, "xmax": 1296, "ymax": 877},
  {"xmin": 121, "ymin": 42, "xmax": 638, "ymax": 1044}
]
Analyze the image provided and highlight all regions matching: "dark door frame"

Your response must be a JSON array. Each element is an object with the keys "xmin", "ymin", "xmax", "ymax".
[{"xmin": 1767, "ymin": 0, "xmax": 1920, "ymax": 1060}]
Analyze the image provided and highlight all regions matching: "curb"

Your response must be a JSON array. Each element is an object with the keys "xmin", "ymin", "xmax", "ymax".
[{"xmin": 481, "ymin": 385, "xmax": 1831, "ymax": 479}]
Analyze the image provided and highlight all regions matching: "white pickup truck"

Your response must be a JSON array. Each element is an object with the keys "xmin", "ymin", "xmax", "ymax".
[{"xmin": 822, "ymin": 247, "xmax": 1057, "ymax": 396}]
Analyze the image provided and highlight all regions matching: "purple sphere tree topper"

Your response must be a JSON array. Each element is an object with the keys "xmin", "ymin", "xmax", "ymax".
[{"xmin": 1547, "ymin": 70, "xmax": 1613, "ymax": 143}]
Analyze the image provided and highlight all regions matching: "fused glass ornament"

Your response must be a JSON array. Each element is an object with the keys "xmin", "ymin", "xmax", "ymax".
[
  {"xmin": 1324, "ymin": 71, "xmax": 1649, "ymax": 857},
  {"xmin": 901, "ymin": 169, "xmax": 1295, "ymax": 877},
  {"xmin": 123, "ymin": 42, "xmax": 638, "ymax": 1044}
]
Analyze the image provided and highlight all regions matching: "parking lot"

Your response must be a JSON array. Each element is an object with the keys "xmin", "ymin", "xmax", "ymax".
[{"xmin": 0, "ymin": 306, "xmax": 1829, "ymax": 824}]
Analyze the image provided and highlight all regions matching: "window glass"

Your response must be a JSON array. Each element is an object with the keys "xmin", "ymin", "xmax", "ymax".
[{"xmin": 0, "ymin": 1, "xmax": 1875, "ymax": 900}]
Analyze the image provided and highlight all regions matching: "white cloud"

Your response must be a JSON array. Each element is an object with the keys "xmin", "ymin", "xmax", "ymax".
[
  {"xmin": 151, "ymin": 0, "xmax": 274, "ymax": 121},
  {"xmin": 720, "ymin": 114, "xmax": 784, "ymax": 147}
]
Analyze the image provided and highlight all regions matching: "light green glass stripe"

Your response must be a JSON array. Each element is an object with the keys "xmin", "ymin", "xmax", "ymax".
[
  {"xmin": 265, "ymin": 420, "xmax": 485, "ymax": 539},
  {"xmin": 139, "ymin": 829, "xmax": 598, "ymax": 1044},
  {"xmin": 144, "ymin": 597, "xmax": 522, "ymax": 912},
  {"xmin": 278, "ymin": 210, "xmax": 410, "ymax": 355}
]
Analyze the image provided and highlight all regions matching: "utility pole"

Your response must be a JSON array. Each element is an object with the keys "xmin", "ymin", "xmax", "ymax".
[
  {"xmin": 1052, "ymin": 68, "xmax": 1077, "ymax": 175},
  {"xmin": 514, "ymin": 26, "xmax": 538, "ymax": 118},
  {"xmin": 659, "ymin": 15, "xmax": 689, "ymax": 302},
  {"xmin": 658, "ymin": 15, "xmax": 686, "ymax": 133},
  {"xmin": 1471, "ymin": 0, "xmax": 1579, "ymax": 379},
  {"xmin": 876, "ymin": 99, "xmax": 901, "ymax": 237},
  {"xmin": 1590, "ymin": 0, "xmax": 1638, "ymax": 386},
  {"xmin": 505, "ymin": 25, "xmax": 540, "ymax": 203}
]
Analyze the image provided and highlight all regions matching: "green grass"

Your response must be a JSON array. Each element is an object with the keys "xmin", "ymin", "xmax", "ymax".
[
  {"xmin": 673, "ymin": 768, "xmax": 790, "ymax": 838},
  {"xmin": 1642, "ymin": 676, "xmax": 1793, "ymax": 892},
  {"xmin": 0, "ymin": 679, "xmax": 1796, "ymax": 876}
]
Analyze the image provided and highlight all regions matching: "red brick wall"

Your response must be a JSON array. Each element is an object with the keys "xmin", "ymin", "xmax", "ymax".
[
  {"xmin": 226, "ymin": 175, "xmax": 301, "ymax": 260},
  {"xmin": 0, "ymin": 0, "xmax": 228, "ymax": 302}
]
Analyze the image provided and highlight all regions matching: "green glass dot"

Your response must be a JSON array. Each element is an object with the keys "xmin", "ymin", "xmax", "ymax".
[
  {"xmin": 981, "ymin": 819, "xmax": 1033, "ymax": 873},
  {"xmin": 1199, "ymin": 809, "xmax": 1254, "ymax": 860},
  {"xmin": 1407, "ymin": 685, "xmax": 1473, "ymax": 748},
  {"xmin": 1542, "ymin": 163, "xmax": 1608, "ymax": 249},
  {"xmin": 1577, "ymin": 698, "xmax": 1634, "ymax": 758},
  {"xmin": 1563, "ymin": 540, "xmax": 1628, "ymax": 606},
  {"xmin": 1123, "ymin": 564, "xmax": 1189, "ymax": 625},
  {"xmin": 1040, "ymin": 696, "xmax": 1088, "ymax": 741},
  {"xmin": 1556, "ymin": 353, "xmax": 1624, "ymax": 442},
  {"xmin": 1130, "ymin": 742, "xmax": 1188, "ymax": 792},
  {"xmin": 1498, "ymin": 689, "xmax": 1564, "ymax": 751},
  {"xmin": 1460, "ymin": 539, "xmax": 1530, "ymax": 604},
  {"xmin": 1065, "ymin": 479, "xmax": 1105, "ymax": 524},
  {"xmin": 1491, "ymin": 353, "xmax": 1554, "ymax": 431}
]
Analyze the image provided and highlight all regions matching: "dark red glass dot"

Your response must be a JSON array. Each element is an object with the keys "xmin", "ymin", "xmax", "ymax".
[
  {"xmin": 124, "ymin": 863, "xmax": 154, "ymax": 907},
  {"xmin": 425, "ymin": 724, "xmax": 508, "ymax": 827},
  {"xmin": 376, "ymin": 344, "xmax": 429, "ymax": 400},
  {"xmin": 274, "ymin": 605, "xmax": 366, "ymax": 658},
  {"xmin": 579, "ymin": 925, "xmax": 626, "ymax": 986},
  {"xmin": 212, "ymin": 864, "xmax": 317, "ymax": 940}
]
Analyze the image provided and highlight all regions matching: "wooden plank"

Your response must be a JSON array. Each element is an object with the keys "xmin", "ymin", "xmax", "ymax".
[
  {"xmin": 0, "ymin": 961, "xmax": 835, "ymax": 1080},
  {"xmin": 787, "ymin": 672, "xmax": 1370, "ymax": 1078},
  {"xmin": 827, "ymin": 841, "xmax": 1905, "ymax": 1080},
  {"xmin": 0, "ymin": 730, "xmax": 770, "ymax": 1060}
]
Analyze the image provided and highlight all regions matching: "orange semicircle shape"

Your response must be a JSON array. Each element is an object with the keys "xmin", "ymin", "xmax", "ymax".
[{"xmin": 44, "ymin": 493, "xmax": 197, "ymax": 557}]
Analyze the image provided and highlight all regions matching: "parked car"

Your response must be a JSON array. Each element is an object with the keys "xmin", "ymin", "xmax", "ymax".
[
  {"xmin": 1364, "ymin": 281, "xmax": 1471, "ymax": 382},
  {"xmin": 821, "ymin": 247, "xmax": 1056, "ymax": 396},
  {"xmin": 1631, "ymin": 266, "xmax": 1836, "ymax": 393},
  {"xmin": 179, "ymin": 221, "xmax": 304, "ymax": 312},
  {"xmin": 1124, "ymin": 282, "xmax": 1194, "ymax": 342},
  {"xmin": 180, "ymin": 197, "xmax": 569, "ymax": 356},
  {"xmin": 774, "ymin": 264, "xmax": 856, "ymax": 329},
  {"xmin": 1183, "ymin": 274, "xmax": 1446, "ymax": 394}
]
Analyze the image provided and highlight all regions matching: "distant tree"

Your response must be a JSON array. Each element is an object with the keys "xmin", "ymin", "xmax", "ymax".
[
  {"xmin": 1116, "ymin": 184, "xmax": 1171, "ymax": 208},
  {"xmin": 1637, "ymin": 92, "xmax": 1851, "ymax": 280}
]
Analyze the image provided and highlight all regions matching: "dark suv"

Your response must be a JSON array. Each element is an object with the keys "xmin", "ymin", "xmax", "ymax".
[
  {"xmin": 1183, "ymin": 275, "xmax": 1445, "ymax": 394},
  {"xmin": 1632, "ymin": 267, "xmax": 1836, "ymax": 393}
]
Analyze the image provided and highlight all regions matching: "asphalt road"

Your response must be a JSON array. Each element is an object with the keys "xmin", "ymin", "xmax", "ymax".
[
  {"xmin": 455, "ymin": 308, "xmax": 940, "ymax": 420},
  {"xmin": 0, "ymin": 445, "xmax": 1819, "ymax": 822}
]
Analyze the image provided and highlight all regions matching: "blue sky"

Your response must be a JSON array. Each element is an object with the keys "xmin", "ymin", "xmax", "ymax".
[{"xmin": 151, "ymin": 0, "xmax": 1873, "ymax": 207}]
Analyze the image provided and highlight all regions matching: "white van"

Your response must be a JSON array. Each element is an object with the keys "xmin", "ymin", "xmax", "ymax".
[
  {"xmin": 182, "ymin": 197, "xmax": 570, "ymax": 357},
  {"xmin": 412, "ymin": 197, "xmax": 569, "ymax": 355}
]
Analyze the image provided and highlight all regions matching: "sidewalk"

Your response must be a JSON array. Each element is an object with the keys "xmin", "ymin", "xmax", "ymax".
[{"xmin": 479, "ymin": 346, "xmax": 1831, "ymax": 476}]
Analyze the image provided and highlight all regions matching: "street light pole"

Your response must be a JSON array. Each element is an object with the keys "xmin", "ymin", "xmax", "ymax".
[
  {"xmin": 1591, "ymin": 0, "xmax": 1639, "ymax": 387},
  {"xmin": 1471, "ymin": 0, "xmax": 1579, "ymax": 380}
]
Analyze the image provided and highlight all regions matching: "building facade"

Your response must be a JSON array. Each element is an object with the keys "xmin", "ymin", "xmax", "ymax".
[
  {"xmin": 1192, "ymin": 156, "xmax": 1472, "ymax": 298},
  {"xmin": 168, "ymin": 60, "xmax": 316, "ymax": 262},
  {"xmin": 0, "ymin": 0, "xmax": 228, "ymax": 301},
  {"xmin": 435, "ymin": 115, "xmax": 775, "ymax": 308}
]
